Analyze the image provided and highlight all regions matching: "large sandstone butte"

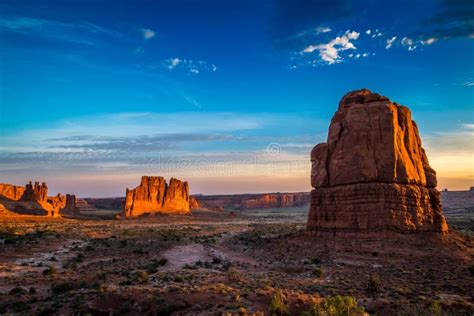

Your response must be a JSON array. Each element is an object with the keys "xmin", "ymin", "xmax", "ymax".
[
  {"xmin": 307, "ymin": 89, "xmax": 448, "ymax": 234},
  {"xmin": 123, "ymin": 176, "xmax": 191, "ymax": 217},
  {"xmin": 0, "ymin": 181, "xmax": 78, "ymax": 217}
]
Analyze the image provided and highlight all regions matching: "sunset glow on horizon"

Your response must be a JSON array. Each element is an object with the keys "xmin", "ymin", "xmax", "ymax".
[{"xmin": 1, "ymin": 0, "xmax": 473, "ymax": 197}]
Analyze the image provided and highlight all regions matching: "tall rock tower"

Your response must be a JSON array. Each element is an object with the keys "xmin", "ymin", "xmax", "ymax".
[{"xmin": 307, "ymin": 89, "xmax": 448, "ymax": 234}]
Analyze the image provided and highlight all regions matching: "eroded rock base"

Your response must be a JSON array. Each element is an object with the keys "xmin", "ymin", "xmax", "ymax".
[{"xmin": 307, "ymin": 183, "xmax": 448, "ymax": 234}]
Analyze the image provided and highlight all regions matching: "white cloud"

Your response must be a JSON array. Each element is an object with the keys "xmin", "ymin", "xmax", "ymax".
[
  {"xmin": 463, "ymin": 81, "xmax": 474, "ymax": 87},
  {"xmin": 371, "ymin": 29, "xmax": 383, "ymax": 38},
  {"xmin": 164, "ymin": 57, "xmax": 215, "ymax": 74},
  {"xmin": 141, "ymin": 28, "xmax": 155, "ymax": 39},
  {"xmin": 400, "ymin": 37, "xmax": 417, "ymax": 50},
  {"xmin": 166, "ymin": 57, "xmax": 182, "ymax": 69},
  {"xmin": 401, "ymin": 37, "xmax": 414, "ymax": 46},
  {"xmin": 385, "ymin": 36, "xmax": 397, "ymax": 49},
  {"xmin": 302, "ymin": 30, "xmax": 360, "ymax": 64},
  {"xmin": 366, "ymin": 30, "xmax": 371, "ymax": 35},
  {"xmin": 315, "ymin": 26, "xmax": 332, "ymax": 34},
  {"xmin": 421, "ymin": 37, "xmax": 438, "ymax": 45}
]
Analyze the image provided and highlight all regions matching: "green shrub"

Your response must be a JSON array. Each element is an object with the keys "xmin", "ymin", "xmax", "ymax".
[
  {"xmin": 303, "ymin": 295, "xmax": 365, "ymax": 316},
  {"xmin": 368, "ymin": 274, "xmax": 381, "ymax": 292},
  {"xmin": 269, "ymin": 290, "xmax": 288, "ymax": 316},
  {"xmin": 137, "ymin": 270, "xmax": 149, "ymax": 283},
  {"xmin": 42, "ymin": 265, "xmax": 57, "ymax": 276},
  {"xmin": 227, "ymin": 267, "xmax": 240, "ymax": 283},
  {"xmin": 429, "ymin": 301, "xmax": 442, "ymax": 316},
  {"xmin": 312, "ymin": 267, "xmax": 323, "ymax": 278},
  {"xmin": 51, "ymin": 283, "xmax": 73, "ymax": 294},
  {"xmin": 9, "ymin": 287, "xmax": 27, "ymax": 296}
]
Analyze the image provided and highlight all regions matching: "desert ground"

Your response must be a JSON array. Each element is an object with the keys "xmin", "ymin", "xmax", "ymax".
[{"xmin": 0, "ymin": 206, "xmax": 473, "ymax": 315}]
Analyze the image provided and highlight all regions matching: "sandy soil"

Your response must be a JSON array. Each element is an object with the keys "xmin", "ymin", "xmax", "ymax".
[{"xmin": 0, "ymin": 207, "xmax": 473, "ymax": 315}]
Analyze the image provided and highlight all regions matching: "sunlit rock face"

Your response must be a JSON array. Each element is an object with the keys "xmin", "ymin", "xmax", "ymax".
[
  {"xmin": 307, "ymin": 89, "xmax": 448, "ymax": 234},
  {"xmin": 0, "ymin": 181, "xmax": 78, "ymax": 217},
  {"xmin": 123, "ymin": 176, "xmax": 191, "ymax": 217}
]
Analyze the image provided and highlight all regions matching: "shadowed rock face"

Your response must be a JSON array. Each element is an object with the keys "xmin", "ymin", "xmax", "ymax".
[
  {"xmin": 308, "ymin": 89, "xmax": 448, "ymax": 234},
  {"xmin": 123, "ymin": 176, "xmax": 190, "ymax": 217}
]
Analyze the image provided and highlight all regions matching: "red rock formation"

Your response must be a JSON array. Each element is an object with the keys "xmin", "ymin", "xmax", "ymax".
[
  {"xmin": 194, "ymin": 192, "xmax": 310, "ymax": 210},
  {"xmin": 240, "ymin": 193, "xmax": 310, "ymax": 210},
  {"xmin": 189, "ymin": 196, "xmax": 200, "ymax": 209},
  {"xmin": 123, "ymin": 176, "xmax": 190, "ymax": 217},
  {"xmin": 0, "ymin": 181, "xmax": 77, "ymax": 217},
  {"xmin": 21, "ymin": 181, "xmax": 48, "ymax": 203},
  {"xmin": 0, "ymin": 183, "xmax": 26, "ymax": 200},
  {"xmin": 59, "ymin": 194, "xmax": 79, "ymax": 216},
  {"xmin": 307, "ymin": 89, "xmax": 448, "ymax": 234}
]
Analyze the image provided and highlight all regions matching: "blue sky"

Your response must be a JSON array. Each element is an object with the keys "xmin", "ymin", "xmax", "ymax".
[{"xmin": 0, "ymin": 0, "xmax": 473, "ymax": 196}]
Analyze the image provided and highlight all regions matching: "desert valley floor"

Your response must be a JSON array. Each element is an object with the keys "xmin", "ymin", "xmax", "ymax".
[{"xmin": 1, "ymin": 206, "xmax": 473, "ymax": 315}]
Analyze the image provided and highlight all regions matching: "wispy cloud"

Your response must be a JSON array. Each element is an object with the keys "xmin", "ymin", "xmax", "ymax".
[
  {"xmin": 302, "ymin": 30, "xmax": 360, "ymax": 64},
  {"xmin": 141, "ymin": 28, "xmax": 155, "ymax": 39},
  {"xmin": 0, "ymin": 16, "xmax": 122, "ymax": 45},
  {"xmin": 164, "ymin": 57, "xmax": 217, "ymax": 74},
  {"xmin": 385, "ymin": 36, "xmax": 397, "ymax": 49}
]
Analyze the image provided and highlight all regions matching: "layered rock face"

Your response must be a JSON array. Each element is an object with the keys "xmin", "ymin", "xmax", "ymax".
[
  {"xmin": 123, "ymin": 176, "xmax": 190, "ymax": 217},
  {"xmin": 194, "ymin": 192, "xmax": 310, "ymax": 211},
  {"xmin": 0, "ymin": 181, "xmax": 78, "ymax": 217},
  {"xmin": 240, "ymin": 193, "xmax": 310, "ymax": 210},
  {"xmin": 307, "ymin": 89, "xmax": 448, "ymax": 234},
  {"xmin": 21, "ymin": 182, "xmax": 48, "ymax": 203},
  {"xmin": 0, "ymin": 183, "xmax": 25, "ymax": 200}
]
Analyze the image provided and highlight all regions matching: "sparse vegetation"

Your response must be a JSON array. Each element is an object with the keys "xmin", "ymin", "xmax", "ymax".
[
  {"xmin": 137, "ymin": 270, "xmax": 149, "ymax": 283},
  {"xmin": 269, "ymin": 290, "xmax": 288, "ymax": 316},
  {"xmin": 368, "ymin": 273, "xmax": 381, "ymax": 292},
  {"xmin": 42, "ymin": 265, "xmax": 57, "ymax": 276},
  {"xmin": 312, "ymin": 267, "xmax": 323, "ymax": 278},
  {"xmin": 303, "ymin": 296, "xmax": 365, "ymax": 316}
]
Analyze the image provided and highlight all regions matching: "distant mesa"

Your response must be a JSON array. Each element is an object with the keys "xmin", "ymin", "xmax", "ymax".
[
  {"xmin": 123, "ymin": 176, "xmax": 191, "ymax": 217},
  {"xmin": 307, "ymin": 89, "xmax": 448, "ymax": 234},
  {"xmin": 0, "ymin": 181, "xmax": 78, "ymax": 217}
]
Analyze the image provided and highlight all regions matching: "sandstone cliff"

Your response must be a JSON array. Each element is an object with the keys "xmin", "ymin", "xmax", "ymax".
[
  {"xmin": 240, "ymin": 193, "xmax": 310, "ymax": 210},
  {"xmin": 0, "ymin": 183, "xmax": 25, "ymax": 200},
  {"xmin": 0, "ymin": 181, "xmax": 78, "ymax": 217},
  {"xmin": 307, "ymin": 89, "xmax": 448, "ymax": 234},
  {"xmin": 194, "ymin": 192, "xmax": 310, "ymax": 210},
  {"xmin": 123, "ymin": 176, "xmax": 190, "ymax": 217}
]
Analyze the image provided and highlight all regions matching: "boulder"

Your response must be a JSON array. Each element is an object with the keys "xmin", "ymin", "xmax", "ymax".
[
  {"xmin": 123, "ymin": 176, "xmax": 191, "ymax": 217},
  {"xmin": 307, "ymin": 89, "xmax": 448, "ymax": 234}
]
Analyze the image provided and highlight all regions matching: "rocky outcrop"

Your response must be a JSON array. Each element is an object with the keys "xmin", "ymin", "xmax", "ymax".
[
  {"xmin": 307, "ymin": 89, "xmax": 448, "ymax": 234},
  {"xmin": 194, "ymin": 192, "xmax": 310, "ymax": 210},
  {"xmin": 59, "ymin": 194, "xmax": 79, "ymax": 216},
  {"xmin": 21, "ymin": 182, "xmax": 48, "ymax": 203},
  {"xmin": 123, "ymin": 176, "xmax": 190, "ymax": 217},
  {"xmin": 189, "ymin": 196, "xmax": 200, "ymax": 209},
  {"xmin": 240, "ymin": 193, "xmax": 310, "ymax": 210},
  {"xmin": 0, "ymin": 183, "xmax": 26, "ymax": 200},
  {"xmin": 0, "ymin": 181, "xmax": 78, "ymax": 217}
]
